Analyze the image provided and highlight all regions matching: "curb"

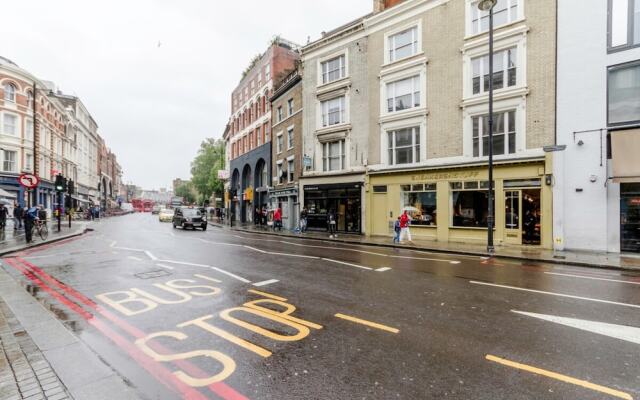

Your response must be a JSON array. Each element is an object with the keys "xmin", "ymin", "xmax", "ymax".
[
  {"xmin": 217, "ymin": 225, "xmax": 639, "ymax": 272},
  {"xmin": 0, "ymin": 227, "xmax": 89, "ymax": 257}
]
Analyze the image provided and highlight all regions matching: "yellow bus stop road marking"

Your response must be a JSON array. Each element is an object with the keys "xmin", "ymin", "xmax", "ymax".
[
  {"xmin": 248, "ymin": 289, "xmax": 288, "ymax": 302},
  {"xmin": 334, "ymin": 313, "xmax": 399, "ymax": 334},
  {"xmin": 486, "ymin": 355, "xmax": 633, "ymax": 400}
]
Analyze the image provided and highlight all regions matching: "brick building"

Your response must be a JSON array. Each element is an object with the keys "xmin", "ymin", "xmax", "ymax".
[
  {"xmin": 227, "ymin": 38, "xmax": 300, "ymax": 224},
  {"xmin": 270, "ymin": 67, "xmax": 303, "ymax": 230}
]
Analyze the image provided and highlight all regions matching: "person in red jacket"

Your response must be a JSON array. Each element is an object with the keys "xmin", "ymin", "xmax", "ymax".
[
  {"xmin": 399, "ymin": 210, "xmax": 412, "ymax": 243},
  {"xmin": 273, "ymin": 206, "xmax": 282, "ymax": 231}
]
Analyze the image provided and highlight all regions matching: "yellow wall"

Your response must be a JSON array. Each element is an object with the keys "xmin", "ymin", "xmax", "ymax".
[{"xmin": 366, "ymin": 158, "xmax": 553, "ymax": 249}]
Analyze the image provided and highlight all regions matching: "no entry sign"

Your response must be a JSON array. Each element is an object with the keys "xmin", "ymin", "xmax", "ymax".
[{"xmin": 18, "ymin": 173, "xmax": 40, "ymax": 189}]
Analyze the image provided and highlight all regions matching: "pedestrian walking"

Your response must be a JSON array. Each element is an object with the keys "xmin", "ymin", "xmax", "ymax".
[
  {"xmin": 327, "ymin": 209, "xmax": 337, "ymax": 238},
  {"xmin": 523, "ymin": 209, "xmax": 536, "ymax": 244},
  {"xmin": 300, "ymin": 207, "xmax": 308, "ymax": 233},
  {"xmin": 399, "ymin": 210, "xmax": 412, "ymax": 243},
  {"xmin": 393, "ymin": 216, "xmax": 401, "ymax": 243},
  {"xmin": 13, "ymin": 202, "xmax": 23, "ymax": 230},
  {"xmin": 0, "ymin": 204, "xmax": 8, "ymax": 230},
  {"xmin": 24, "ymin": 206, "xmax": 38, "ymax": 244},
  {"xmin": 273, "ymin": 206, "xmax": 282, "ymax": 231}
]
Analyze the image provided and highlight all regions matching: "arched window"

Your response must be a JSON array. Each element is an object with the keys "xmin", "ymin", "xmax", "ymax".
[
  {"xmin": 26, "ymin": 90, "xmax": 33, "ymax": 108},
  {"xmin": 3, "ymin": 83, "xmax": 16, "ymax": 102}
]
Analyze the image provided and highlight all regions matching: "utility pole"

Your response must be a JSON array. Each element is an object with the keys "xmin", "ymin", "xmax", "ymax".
[{"xmin": 31, "ymin": 82, "xmax": 39, "ymax": 208}]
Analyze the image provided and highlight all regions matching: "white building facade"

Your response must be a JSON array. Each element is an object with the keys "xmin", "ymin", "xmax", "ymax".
[{"xmin": 555, "ymin": 0, "xmax": 640, "ymax": 253}]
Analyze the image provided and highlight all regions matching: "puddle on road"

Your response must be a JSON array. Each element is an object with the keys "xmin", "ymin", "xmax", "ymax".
[{"xmin": 23, "ymin": 282, "xmax": 87, "ymax": 334}]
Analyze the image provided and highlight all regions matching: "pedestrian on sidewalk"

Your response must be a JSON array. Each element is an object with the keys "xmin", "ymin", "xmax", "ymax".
[
  {"xmin": 299, "ymin": 207, "xmax": 308, "ymax": 233},
  {"xmin": 399, "ymin": 210, "xmax": 412, "ymax": 243},
  {"xmin": 327, "ymin": 209, "xmax": 337, "ymax": 238},
  {"xmin": 12, "ymin": 202, "xmax": 22, "ymax": 230},
  {"xmin": 393, "ymin": 216, "xmax": 401, "ymax": 243},
  {"xmin": 273, "ymin": 206, "xmax": 282, "ymax": 231},
  {"xmin": 24, "ymin": 206, "xmax": 38, "ymax": 244},
  {"xmin": 0, "ymin": 204, "xmax": 7, "ymax": 230}
]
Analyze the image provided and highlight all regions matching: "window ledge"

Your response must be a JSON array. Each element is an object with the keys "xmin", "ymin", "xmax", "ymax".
[
  {"xmin": 315, "ymin": 123, "xmax": 352, "ymax": 137},
  {"xmin": 380, "ymin": 107, "xmax": 428, "ymax": 124},
  {"xmin": 461, "ymin": 86, "xmax": 529, "ymax": 108},
  {"xmin": 380, "ymin": 53, "xmax": 427, "ymax": 77},
  {"xmin": 449, "ymin": 226, "xmax": 495, "ymax": 231},
  {"xmin": 409, "ymin": 224, "xmax": 437, "ymax": 229},
  {"xmin": 463, "ymin": 19, "xmax": 528, "ymax": 46},
  {"xmin": 317, "ymin": 78, "xmax": 351, "ymax": 95}
]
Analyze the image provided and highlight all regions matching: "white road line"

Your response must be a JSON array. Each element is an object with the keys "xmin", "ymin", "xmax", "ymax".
[
  {"xmin": 155, "ymin": 263, "xmax": 175, "ymax": 270},
  {"xmin": 169, "ymin": 232, "xmax": 176, "ymax": 237},
  {"xmin": 210, "ymin": 267, "xmax": 251, "ymax": 283},
  {"xmin": 114, "ymin": 246, "xmax": 145, "ymax": 252},
  {"xmin": 470, "ymin": 281, "xmax": 640, "ymax": 309},
  {"xmin": 375, "ymin": 267, "xmax": 392, "ymax": 272},
  {"xmin": 512, "ymin": 310, "xmax": 640, "ymax": 345},
  {"xmin": 144, "ymin": 251, "xmax": 158, "ymax": 261},
  {"xmin": 110, "ymin": 241, "xmax": 117, "ymax": 248},
  {"xmin": 253, "ymin": 279, "xmax": 279, "ymax": 287},
  {"xmin": 155, "ymin": 259, "xmax": 252, "ymax": 283},
  {"xmin": 545, "ymin": 272, "xmax": 640, "ymax": 285},
  {"xmin": 281, "ymin": 241, "xmax": 389, "ymax": 256},
  {"xmin": 268, "ymin": 251, "xmax": 319, "ymax": 259},
  {"xmin": 389, "ymin": 255, "xmax": 461, "ymax": 264},
  {"xmin": 244, "ymin": 245, "xmax": 268, "ymax": 254},
  {"xmin": 127, "ymin": 256, "xmax": 143, "ymax": 262},
  {"xmin": 321, "ymin": 258, "xmax": 373, "ymax": 271}
]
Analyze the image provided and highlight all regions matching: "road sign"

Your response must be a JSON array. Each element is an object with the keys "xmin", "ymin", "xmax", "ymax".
[{"xmin": 18, "ymin": 173, "xmax": 40, "ymax": 189}]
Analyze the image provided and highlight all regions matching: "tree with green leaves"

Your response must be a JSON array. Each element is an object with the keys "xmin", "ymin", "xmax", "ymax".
[
  {"xmin": 190, "ymin": 138, "xmax": 225, "ymax": 206},
  {"xmin": 174, "ymin": 182, "xmax": 196, "ymax": 204}
]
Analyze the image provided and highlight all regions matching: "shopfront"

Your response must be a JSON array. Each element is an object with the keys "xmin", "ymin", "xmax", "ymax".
[
  {"xmin": 269, "ymin": 187, "xmax": 298, "ymax": 231},
  {"xmin": 366, "ymin": 158, "xmax": 552, "ymax": 249},
  {"xmin": 300, "ymin": 180, "xmax": 363, "ymax": 234}
]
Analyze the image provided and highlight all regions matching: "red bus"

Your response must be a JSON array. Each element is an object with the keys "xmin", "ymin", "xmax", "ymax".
[
  {"xmin": 132, "ymin": 199, "xmax": 144, "ymax": 212},
  {"xmin": 143, "ymin": 200, "xmax": 154, "ymax": 212}
]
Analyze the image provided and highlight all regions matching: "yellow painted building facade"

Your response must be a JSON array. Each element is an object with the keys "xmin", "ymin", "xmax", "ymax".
[{"xmin": 366, "ymin": 155, "xmax": 553, "ymax": 248}]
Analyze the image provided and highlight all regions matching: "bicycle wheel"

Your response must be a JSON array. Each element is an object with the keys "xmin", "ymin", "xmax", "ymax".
[{"xmin": 38, "ymin": 225, "xmax": 48, "ymax": 241}]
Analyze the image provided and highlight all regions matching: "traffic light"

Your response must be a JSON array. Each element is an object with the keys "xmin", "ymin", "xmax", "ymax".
[
  {"xmin": 65, "ymin": 195, "xmax": 72, "ymax": 209},
  {"xmin": 67, "ymin": 179, "xmax": 75, "ymax": 195},
  {"xmin": 54, "ymin": 174, "xmax": 67, "ymax": 192}
]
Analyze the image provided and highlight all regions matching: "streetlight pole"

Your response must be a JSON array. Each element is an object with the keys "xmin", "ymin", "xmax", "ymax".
[{"xmin": 478, "ymin": 0, "xmax": 497, "ymax": 254}]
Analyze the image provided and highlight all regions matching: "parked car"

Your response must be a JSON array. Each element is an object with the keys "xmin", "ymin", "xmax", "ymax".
[
  {"xmin": 158, "ymin": 208, "xmax": 174, "ymax": 222},
  {"xmin": 151, "ymin": 205, "xmax": 162, "ymax": 214},
  {"xmin": 172, "ymin": 207, "xmax": 207, "ymax": 230}
]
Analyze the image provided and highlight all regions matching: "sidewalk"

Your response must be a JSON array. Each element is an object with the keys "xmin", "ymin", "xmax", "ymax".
[
  {"xmin": 0, "ymin": 220, "xmax": 88, "ymax": 257},
  {"xmin": 216, "ymin": 222, "xmax": 640, "ymax": 271},
  {"xmin": 0, "ymin": 219, "xmax": 138, "ymax": 400}
]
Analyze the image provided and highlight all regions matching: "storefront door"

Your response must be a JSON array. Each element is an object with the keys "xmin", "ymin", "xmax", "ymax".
[
  {"xmin": 621, "ymin": 183, "xmax": 640, "ymax": 252},
  {"xmin": 503, "ymin": 187, "xmax": 541, "ymax": 246}
]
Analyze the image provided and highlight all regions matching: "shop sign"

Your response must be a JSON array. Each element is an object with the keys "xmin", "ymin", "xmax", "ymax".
[
  {"xmin": 243, "ymin": 187, "xmax": 254, "ymax": 201},
  {"xmin": 411, "ymin": 171, "xmax": 480, "ymax": 182},
  {"xmin": 270, "ymin": 188, "xmax": 297, "ymax": 197},
  {"xmin": 629, "ymin": 198, "xmax": 640, "ymax": 206},
  {"xmin": 217, "ymin": 170, "xmax": 230, "ymax": 180}
]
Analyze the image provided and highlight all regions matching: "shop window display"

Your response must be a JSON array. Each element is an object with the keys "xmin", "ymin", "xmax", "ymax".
[
  {"xmin": 400, "ymin": 183, "xmax": 436, "ymax": 226},
  {"xmin": 451, "ymin": 181, "xmax": 494, "ymax": 227}
]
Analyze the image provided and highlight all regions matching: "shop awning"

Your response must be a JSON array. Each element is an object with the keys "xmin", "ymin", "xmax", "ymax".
[
  {"xmin": 0, "ymin": 188, "xmax": 16, "ymax": 199},
  {"xmin": 71, "ymin": 195, "xmax": 90, "ymax": 204},
  {"xmin": 612, "ymin": 129, "xmax": 640, "ymax": 183}
]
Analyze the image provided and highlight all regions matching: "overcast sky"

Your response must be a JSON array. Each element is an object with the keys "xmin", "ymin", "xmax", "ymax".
[{"xmin": 0, "ymin": 0, "xmax": 370, "ymax": 190}]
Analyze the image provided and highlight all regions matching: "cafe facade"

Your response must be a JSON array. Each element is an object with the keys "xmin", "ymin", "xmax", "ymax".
[{"xmin": 365, "ymin": 155, "xmax": 553, "ymax": 249}]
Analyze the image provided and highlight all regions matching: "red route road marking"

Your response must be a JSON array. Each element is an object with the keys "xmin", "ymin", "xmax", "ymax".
[
  {"xmin": 4, "ymin": 258, "xmax": 208, "ymax": 400},
  {"xmin": 7, "ymin": 257, "xmax": 249, "ymax": 400}
]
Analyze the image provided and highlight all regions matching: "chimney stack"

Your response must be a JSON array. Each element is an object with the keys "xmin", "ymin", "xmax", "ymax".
[{"xmin": 373, "ymin": 0, "xmax": 405, "ymax": 13}]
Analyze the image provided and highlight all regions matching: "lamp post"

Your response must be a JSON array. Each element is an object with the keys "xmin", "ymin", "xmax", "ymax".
[{"xmin": 478, "ymin": 0, "xmax": 497, "ymax": 254}]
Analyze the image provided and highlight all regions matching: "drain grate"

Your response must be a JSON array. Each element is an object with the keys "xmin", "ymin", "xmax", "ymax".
[{"xmin": 134, "ymin": 270, "xmax": 172, "ymax": 279}]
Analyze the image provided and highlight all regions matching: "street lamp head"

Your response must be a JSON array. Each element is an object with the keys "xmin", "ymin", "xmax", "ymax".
[{"xmin": 477, "ymin": 0, "xmax": 497, "ymax": 11}]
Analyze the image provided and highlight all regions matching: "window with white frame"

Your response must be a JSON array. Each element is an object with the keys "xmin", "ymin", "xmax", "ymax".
[
  {"xmin": 3, "ymin": 150, "xmax": 16, "ymax": 172},
  {"xmin": 276, "ymin": 133, "xmax": 284, "ymax": 153},
  {"xmin": 287, "ymin": 159, "xmax": 294, "ymax": 183},
  {"xmin": 25, "ymin": 119, "xmax": 34, "ymax": 141},
  {"xmin": 321, "ymin": 96, "xmax": 346, "ymax": 127},
  {"xmin": 277, "ymin": 161, "xmax": 284, "ymax": 184},
  {"xmin": 472, "ymin": 110, "xmax": 516, "ymax": 157},
  {"xmin": 288, "ymin": 98, "xmax": 294, "ymax": 115},
  {"xmin": 609, "ymin": 0, "xmax": 640, "ymax": 50},
  {"xmin": 25, "ymin": 153, "xmax": 33, "ymax": 172},
  {"xmin": 3, "ymin": 83, "xmax": 16, "ymax": 103},
  {"xmin": 322, "ymin": 140, "xmax": 345, "ymax": 171},
  {"xmin": 321, "ymin": 55, "xmax": 346, "ymax": 84},
  {"xmin": 287, "ymin": 127, "xmax": 294, "ymax": 149},
  {"xmin": 471, "ymin": 47, "xmax": 517, "ymax": 95},
  {"xmin": 386, "ymin": 76, "xmax": 421, "ymax": 113},
  {"xmin": 3, "ymin": 114, "xmax": 17, "ymax": 136},
  {"xmin": 388, "ymin": 26, "xmax": 418, "ymax": 62},
  {"xmin": 388, "ymin": 127, "xmax": 420, "ymax": 165},
  {"xmin": 265, "ymin": 64, "xmax": 271, "ymax": 81},
  {"xmin": 277, "ymin": 106, "xmax": 283, "ymax": 123},
  {"xmin": 470, "ymin": 0, "xmax": 520, "ymax": 35}
]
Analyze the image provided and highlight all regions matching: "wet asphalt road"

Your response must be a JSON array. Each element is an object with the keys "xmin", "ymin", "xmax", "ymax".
[{"xmin": 2, "ymin": 213, "xmax": 639, "ymax": 400}]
